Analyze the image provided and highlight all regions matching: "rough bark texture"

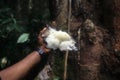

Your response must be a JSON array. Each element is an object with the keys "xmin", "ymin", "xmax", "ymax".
[
  {"xmin": 78, "ymin": 19, "xmax": 103, "ymax": 80},
  {"xmin": 63, "ymin": 0, "xmax": 120, "ymax": 80},
  {"xmin": 113, "ymin": 0, "xmax": 120, "ymax": 51},
  {"xmin": 49, "ymin": 0, "xmax": 68, "ymax": 26}
]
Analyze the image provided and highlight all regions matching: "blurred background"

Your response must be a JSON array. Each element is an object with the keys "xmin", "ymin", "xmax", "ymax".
[{"xmin": 0, "ymin": 0, "xmax": 120, "ymax": 80}]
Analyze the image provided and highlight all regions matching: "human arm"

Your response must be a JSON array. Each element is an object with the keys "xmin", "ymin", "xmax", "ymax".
[
  {"xmin": 0, "ymin": 51, "xmax": 40, "ymax": 80},
  {"xmin": 0, "ymin": 28, "xmax": 50, "ymax": 80}
]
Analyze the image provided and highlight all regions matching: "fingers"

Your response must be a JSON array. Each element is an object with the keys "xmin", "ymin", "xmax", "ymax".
[
  {"xmin": 37, "ymin": 27, "xmax": 51, "ymax": 53},
  {"xmin": 40, "ymin": 45, "xmax": 50, "ymax": 53},
  {"xmin": 40, "ymin": 27, "xmax": 48, "ymax": 35},
  {"xmin": 38, "ymin": 27, "xmax": 48, "ymax": 44},
  {"xmin": 38, "ymin": 35, "xmax": 44, "ymax": 45},
  {"xmin": 45, "ymin": 48, "xmax": 51, "ymax": 53}
]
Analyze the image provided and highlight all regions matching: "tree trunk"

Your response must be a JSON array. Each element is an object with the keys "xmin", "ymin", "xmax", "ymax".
[
  {"xmin": 79, "ymin": 19, "xmax": 105, "ymax": 80},
  {"xmin": 49, "ymin": 0, "xmax": 68, "ymax": 26},
  {"xmin": 49, "ymin": 0, "xmax": 120, "ymax": 80},
  {"xmin": 113, "ymin": 0, "xmax": 120, "ymax": 52}
]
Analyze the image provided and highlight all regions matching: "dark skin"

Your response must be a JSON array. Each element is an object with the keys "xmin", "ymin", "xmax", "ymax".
[{"xmin": 0, "ymin": 28, "xmax": 50, "ymax": 80}]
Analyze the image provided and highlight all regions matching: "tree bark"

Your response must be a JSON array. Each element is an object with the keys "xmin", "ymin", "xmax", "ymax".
[
  {"xmin": 49, "ymin": 0, "xmax": 120, "ymax": 80},
  {"xmin": 113, "ymin": 0, "xmax": 120, "ymax": 52},
  {"xmin": 79, "ymin": 19, "xmax": 104, "ymax": 80},
  {"xmin": 49, "ymin": 0, "xmax": 68, "ymax": 26}
]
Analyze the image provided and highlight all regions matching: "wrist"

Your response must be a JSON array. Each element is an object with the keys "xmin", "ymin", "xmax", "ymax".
[{"xmin": 35, "ymin": 48, "xmax": 47, "ymax": 59}]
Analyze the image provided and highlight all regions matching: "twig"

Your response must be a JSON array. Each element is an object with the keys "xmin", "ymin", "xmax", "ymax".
[
  {"xmin": 64, "ymin": 0, "xmax": 71, "ymax": 80},
  {"xmin": 77, "ymin": 28, "xmax": 81, "ymax": 63},
  {"xmin": 64, "ymin": 50, "xmax": 69, "ymax": 80},
  {"xmin": 67, "ymin": 0, "xmax": 71, "ymax": 33}
]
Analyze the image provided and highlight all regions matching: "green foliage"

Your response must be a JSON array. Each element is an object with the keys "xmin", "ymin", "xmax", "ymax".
[
  {"xmin": 0, "ymin": 0, "xmax": 69, "ymax": 80},
  {"xmin": 0, "ymin": 8, "xmax": 25, "ymax": 37},
  {"xmin": 0, "ymin": 0, "xmax": 51, "ymax": 70},
  {"xmin": 0, "ymin": 8, "xmax": 27, "ymax": 69},
  {"xmin": 17, "ymin": 33, "xmax": 29, "ymax": 43},
  {"xmin": 0, "ymin": 6, "xmax": 50, "ymax": 70}
]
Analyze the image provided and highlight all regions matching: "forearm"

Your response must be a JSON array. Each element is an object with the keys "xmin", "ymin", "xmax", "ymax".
[
  {"xmin": 0, "ymin": 51, "xmax": 41, "ymax": 80},
  {"xmin": 0, "ymin": 27, "xmax": 50, "ymax": 80}
]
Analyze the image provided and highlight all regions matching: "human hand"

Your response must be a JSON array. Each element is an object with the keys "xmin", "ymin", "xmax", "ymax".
[{"xmin": 37, "ymin": 27, "xmax": 50, "ymax": 53}]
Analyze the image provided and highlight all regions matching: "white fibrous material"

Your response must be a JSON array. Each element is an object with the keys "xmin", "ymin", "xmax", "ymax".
[
  {"xmin": 42, "ymin": 27, "xmax": 77, "ymax": 51},
  {"xmin": 59, "ymin": 40, "xmax": 77, "ymax": 51}
]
